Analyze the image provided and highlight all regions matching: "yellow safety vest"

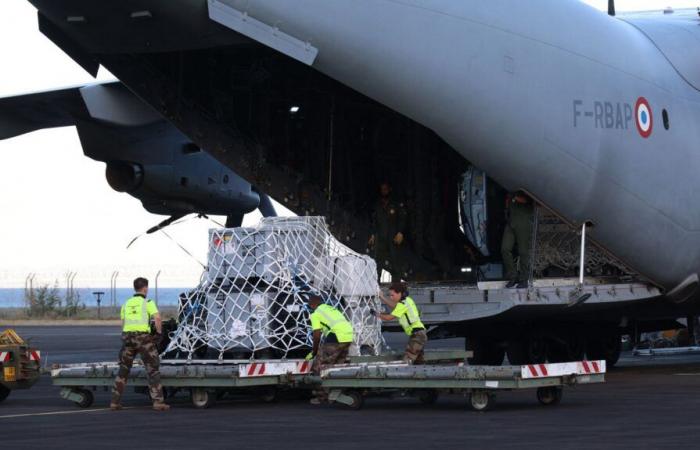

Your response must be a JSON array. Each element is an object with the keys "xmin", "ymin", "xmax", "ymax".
[
  {"xmin": 310, "ymin": 304, "xmax": 354, "ymax": 343},
  {"xmin": 391, "ymin": 296, "xmax": 425, "ymax": 335},
  {"xmin": 121, "ymin": 295, "xmax": 158, "ymax": 333}
]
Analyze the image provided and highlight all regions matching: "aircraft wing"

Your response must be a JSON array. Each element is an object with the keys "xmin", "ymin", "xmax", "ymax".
[
  {"xmin": 0, "ymin": 85, "xmax": 86, "ymax": 140},
  {"xmin": 0, "ymin": 81, "xmax": 163, "ymax": 140}
]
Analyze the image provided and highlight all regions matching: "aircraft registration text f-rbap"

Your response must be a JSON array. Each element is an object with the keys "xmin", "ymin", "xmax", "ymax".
[
  {"xmin": 573, "ymin": 98, "xmax": 654, "ymax": 138},
  {"xmin": 573, "ymin": 99, "xmax": 634, "ymax": 131}
]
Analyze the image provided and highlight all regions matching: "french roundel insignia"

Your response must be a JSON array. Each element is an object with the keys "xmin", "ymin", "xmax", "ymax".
[{"xmin": 635, "ymin": 97, "xmax": 653, "ymax": 138}]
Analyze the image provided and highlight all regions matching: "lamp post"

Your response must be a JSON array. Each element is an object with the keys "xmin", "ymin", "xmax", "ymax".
[{"xmin": 92, "ymin": 291, "xmax": 105, "ymax": 319}]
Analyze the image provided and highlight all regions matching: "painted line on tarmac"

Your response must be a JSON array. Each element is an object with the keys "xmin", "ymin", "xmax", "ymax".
[
  {"xmin": 673, "ymin": 373, "xmax": 700, "ymax": 376},
  {"xmin": 0, "ymin": 407, "xmax": 138, "ymax": 419}
]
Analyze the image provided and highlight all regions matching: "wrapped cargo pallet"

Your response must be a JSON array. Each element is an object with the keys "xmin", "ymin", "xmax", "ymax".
[{"xmin": 166, "ymin": 217, "xmax": 383, "ymax": 359}]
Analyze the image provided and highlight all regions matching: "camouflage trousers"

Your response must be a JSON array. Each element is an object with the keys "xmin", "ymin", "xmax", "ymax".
[
  {"xmin": 404, "ymin": 329, "xmax": 427, "ymax": 364},
  {"xmin": 312, "ymin": 342, "xmax": 351, "ymax": 402},
  {"xmin": 111, "ymin": 332, "xmax": 164, "ymax": 405},
  {"xmin": 312, "ymin": 342, "xmax": 351, "ymax": 375}
]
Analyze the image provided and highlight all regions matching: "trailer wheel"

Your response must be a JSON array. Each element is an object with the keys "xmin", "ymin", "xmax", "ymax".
[
  {"xmin": 74, "ymin": 389, "xmax": 94, "ymax": 408},
  {"xmin": 345, "ymin": 390, "xmax": 364, "ymax": 410},
  {"xmin": 0, "ymin": 385, "xmax": 10, "ymax": 403},
  {"xmin": 417, "ymin": 389, "xmax": 438, "ymax": 405},
  {"xmin": 469, "ymin": 390, "xmax": 495, "ymax": 412},
  {"xmin": 191, "ymin": 388, "xmax": 216, "ymax": 409},
  {"xmin": 537, "ymin": 386, "xmax": 563, "ymax": 406},
  {"xmin": 260, "ymin": 387, "xmax": 278, "ymax": 403}
]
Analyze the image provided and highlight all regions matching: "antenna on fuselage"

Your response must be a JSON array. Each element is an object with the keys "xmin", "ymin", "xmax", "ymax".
[{"xmin": 608, "ymin": 0, "xmax": 616, "ymax": 16}]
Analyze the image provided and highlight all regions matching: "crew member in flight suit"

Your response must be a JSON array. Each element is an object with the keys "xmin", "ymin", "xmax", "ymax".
[
  {"xmin": 368, "ymin": 181, "xmax": 408, "ymax": 280},
  {"xmin": 501, "ymin": 191, "xmax": 535, "ymax": 288}
]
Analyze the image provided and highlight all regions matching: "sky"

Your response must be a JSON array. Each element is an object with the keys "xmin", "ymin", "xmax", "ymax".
[{"xmin": 0, "ymin": 0, "xmax": 695, "ymax": 288}]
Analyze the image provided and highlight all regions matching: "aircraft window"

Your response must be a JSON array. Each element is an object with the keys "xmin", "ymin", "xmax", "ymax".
[
  {"xmin": 223, "ymin": 175, "xmax": 229, "ymax": 184},
  {"xmin": 180, "ymin": 177, "xmax": 189, "ymax": 187},
  {"xmin": 662, "ymin": 109, "xmax": 670, "ymax": 130},
  {"xmin": 182, "ymin": 143, "xmax": 201, "ymax": 154}
]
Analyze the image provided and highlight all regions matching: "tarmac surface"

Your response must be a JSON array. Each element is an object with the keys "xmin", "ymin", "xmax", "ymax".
[{"xmin": 3, "ymin": 326, "xmax": 700, "ymax": 449}]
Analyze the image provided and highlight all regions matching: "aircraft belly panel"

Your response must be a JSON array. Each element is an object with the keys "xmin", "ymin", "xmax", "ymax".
[{"xmin": 208, "ymin": 0, "xmax": 318, "ymax": 65}]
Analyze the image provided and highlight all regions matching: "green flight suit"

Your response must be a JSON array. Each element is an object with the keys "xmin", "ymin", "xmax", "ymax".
[
  {"xmin": 370, "ymin": 197, "xmax": 408, "ymax": 279},
  {"xmin": 501, "ymin": 199, "xmax": 534, "ymax": 282}
]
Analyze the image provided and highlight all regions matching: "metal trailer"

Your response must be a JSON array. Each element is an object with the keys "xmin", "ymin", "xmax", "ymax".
[
  {"xmin": 310, "ymin": 359, "xmax": 606, "ymax": 411},
  {"xmin": 52, "ymin": 351, "xmax": 469, "ymax": 409},
  {"xmin": 52, "ymin": 359, "xmax": 310, "ymax": 409},
  {"xmin": 52, "ymin": 352, "xmax": 605, "ymax": 412}
]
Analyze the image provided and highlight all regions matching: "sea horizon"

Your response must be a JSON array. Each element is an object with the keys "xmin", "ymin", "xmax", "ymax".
[{"xmin": 0, "ymin": 287, "xmax": 190, "ymax": 308}]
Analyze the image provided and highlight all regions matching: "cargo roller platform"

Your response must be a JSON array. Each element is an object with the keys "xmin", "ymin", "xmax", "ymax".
[
  {"xmin": 51, "ymin": 351, "xmax": 604, "ymax": 411},
  {"xmin": 308, "ymin": 359, "xmax": 606, "ymax": 411}
]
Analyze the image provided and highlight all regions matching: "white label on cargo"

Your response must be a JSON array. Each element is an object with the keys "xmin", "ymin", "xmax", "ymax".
[
  {"xmin": 485, "ymin": 381, "xmax": 499, "ymax": 388},
  {"xmin": 250, "ymin": 293, "xmax": 265, "ymax": 308},
  {"xmin": 229, "ymin": 320, "xmax": 247, "ymax": 338}
]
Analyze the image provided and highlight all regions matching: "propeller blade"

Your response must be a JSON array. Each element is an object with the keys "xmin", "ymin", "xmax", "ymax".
[
  {"xmin": 226, "ymin": 213, "xmax": 244, "ymax": 228},
  {"xmin": 257, "ymin": 192, "xmax": 277, "ymax": 218},
  {"xmin": 126, "ymin": 214, "xmax": 187, "ymax": 249},
  {"xmin": 147, "ymin": 214, "xmax": 186, "ymax": 234}
]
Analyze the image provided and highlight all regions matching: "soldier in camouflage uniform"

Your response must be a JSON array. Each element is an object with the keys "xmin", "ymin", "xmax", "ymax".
[
  {"xmin": 110, "ymin": 277, "xmax": 170, "ymax": 411},
  {"xmin": 379, "ymin": 282, "xmax": 427, "ymax": 364},
  {"xmin": 501, "ymin": 191, "xmax": 535, "ymax": 288},
  {"xmin": 305, "ymin": 295, "xmax": 353, "ymax": 404},
  {"xmin": 369, "ymin": 182, "xmax": 408, "ymax": 280}
]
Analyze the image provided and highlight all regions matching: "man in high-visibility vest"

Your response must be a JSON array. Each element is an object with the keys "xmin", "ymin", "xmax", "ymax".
[
  {"xmin": 379, "ymin": 282, "xmax": 427, "ymax": 364},
  {"xmin": 110, "ymin": 277, "xmax": 170, "ymax": 411},
  {"xmin": 305, "ymin": 294, "xmax": 354, "ymax": 404}
]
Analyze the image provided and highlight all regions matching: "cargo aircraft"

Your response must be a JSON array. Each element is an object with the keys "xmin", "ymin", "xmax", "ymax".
[{"xmin": 4, "ymin": 0, "xmax": 700, "ymax": 365}]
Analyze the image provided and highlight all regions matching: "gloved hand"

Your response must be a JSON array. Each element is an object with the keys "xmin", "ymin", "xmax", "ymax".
[
  {"xmin": 305, "ymin": 352, "xmax": 314, "ymax": 361},
  {"xmin": 393, "ymin": 232, "xmax": 404, "ymax": 245}
]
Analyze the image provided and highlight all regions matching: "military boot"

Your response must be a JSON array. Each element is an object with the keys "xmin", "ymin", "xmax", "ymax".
[{"xmin": 152, "ymin": 402, "xmax": 170, "ymax": 411}]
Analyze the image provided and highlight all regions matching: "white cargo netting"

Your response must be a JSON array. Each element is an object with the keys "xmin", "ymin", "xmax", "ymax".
[{"xmin": 166, "ymin": 217, "xmax": 383, "ymax": 359}]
